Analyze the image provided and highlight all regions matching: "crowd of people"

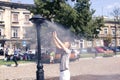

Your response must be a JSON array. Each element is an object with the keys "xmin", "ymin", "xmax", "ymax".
[{"xmin": 3, "ymin": 46, "xmax": 34, "ymax": 67}]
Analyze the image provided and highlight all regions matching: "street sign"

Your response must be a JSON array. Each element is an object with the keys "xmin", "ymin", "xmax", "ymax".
[{"xmin": 22, "ymin": 41, "xmax": 26, "ymax": 47}]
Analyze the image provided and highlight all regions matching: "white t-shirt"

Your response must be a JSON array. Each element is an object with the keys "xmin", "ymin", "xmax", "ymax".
[{"xmin": 60, "ymin": 48, "xmax": 71, "ymax": 71}]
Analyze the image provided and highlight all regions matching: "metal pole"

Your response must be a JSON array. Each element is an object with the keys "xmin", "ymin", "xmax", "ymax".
[
  {"xmin": 29, "ymin": 15, "xmax": 45, "ymax": 80},
  {"xmin": 114, "ymin": 19, "xmax": 117, "ymax": 55},
  {"xmin": 36, "ymin": 22, "xmax": 44, "ymax": 80}
]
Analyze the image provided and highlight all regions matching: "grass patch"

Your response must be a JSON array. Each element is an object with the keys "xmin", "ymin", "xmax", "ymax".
[
  {"xmin": 79, "ymin": 53, "xmax": 115, "ymax": 58},
  {"xmin": 103, "ymin": 53, "xmax": 114, "ymax": 57},
  {"xmin": 0, "ymin": 59, "xmax": 33, "ymax": 66},
  {"xmin": 116, "ymin": 52, "xmax": 120, "ymax": 55},
  {"xmin": 80, "ymin": 53, "xmax": 95, "ymax": 58}
]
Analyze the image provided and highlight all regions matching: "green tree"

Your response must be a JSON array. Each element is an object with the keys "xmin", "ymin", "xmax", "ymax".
[
  {"xmin": 32, "ymin": 0, "xmax": 64, "ymax": 21},
  {"xmin": 30, "ymin": 0, "xmax": 104, "ymax": 40},
  {"xmin": 73, "ymin": 0, "xmax": 104, "ymax": 39},
  {"xmin": 54, "ymin": 3, "xmax": 78, "ymax": 29}
]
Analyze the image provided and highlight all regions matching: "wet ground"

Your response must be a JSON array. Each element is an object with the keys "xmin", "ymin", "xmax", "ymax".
[{"xmin": 0, "ymin": 56, "xmax": 120, "ymax": 80}]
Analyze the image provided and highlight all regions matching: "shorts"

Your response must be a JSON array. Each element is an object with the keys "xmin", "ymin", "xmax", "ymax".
[{"xmin": 60, "ymin": 70, "xmax": 70, "ymax": 80}]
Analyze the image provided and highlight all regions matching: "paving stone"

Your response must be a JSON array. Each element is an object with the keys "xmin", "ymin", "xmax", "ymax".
[{"xmin": 0, "ymin": 57, "xmax": 120, "ymax": 80}]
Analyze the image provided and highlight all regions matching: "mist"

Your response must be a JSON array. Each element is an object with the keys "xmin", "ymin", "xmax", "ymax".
[
  {"xmin": 25, "ymin": 20, "xmax": 75, "ymax": 51},
  {"xmin": 45, "ymin": 21, "xmax": 74, "ymax": 42}
]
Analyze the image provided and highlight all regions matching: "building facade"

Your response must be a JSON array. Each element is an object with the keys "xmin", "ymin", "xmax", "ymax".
[
  {"xmin": 0, "ymin": 0, "xmax": 33, "ymax": 50},
  {"xmin": 71, "ymin": 18, "xmax": 120, "ymax": 49},
  {"xmin": 99, "ymin": 18, "xmax": 120, "ymax": 47},
  {"xmin": 0, "ymin": 0, "xmax": 120, "ymax": 50}
]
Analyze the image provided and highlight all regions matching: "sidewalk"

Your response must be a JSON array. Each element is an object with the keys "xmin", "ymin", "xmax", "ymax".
[
  {"xmin": 0, "ymin": 63, "xmax": 36, "ymax": 80},
  {"xmin": 0, "ymin": 56, "xmax": 120, "ymax": 80}
]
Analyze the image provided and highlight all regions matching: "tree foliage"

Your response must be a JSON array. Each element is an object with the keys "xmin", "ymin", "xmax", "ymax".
[
  {"xmin": 73, "ymin": 0, "xmax": 104, "ymax": 39},
  {"xmin": 30, "ymin": 0, "xmax": 104, "ymax": 40}
]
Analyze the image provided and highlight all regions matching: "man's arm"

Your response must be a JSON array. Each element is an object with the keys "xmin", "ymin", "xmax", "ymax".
[
  {"xmin": 53, "ymin": 32, "xmax": 68, "ymax": 51},
  {"xmin": 53, "ymin": 37, "xmax": 62, "ymax": 49}
]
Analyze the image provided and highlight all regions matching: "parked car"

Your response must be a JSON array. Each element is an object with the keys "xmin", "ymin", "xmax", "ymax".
[
  {"xmin": 95, "ymin": 47, "xmax": 105, "ymax": 53},
  {"xmin": 87, "ymin": 47, "xmax": 97, "ymax": 53},
  {"xmin": 80, "ymin": 48, "xmax": 88, "ymax": 53},
  {"xmin": 117, "ymin": 46, "xmax": 120, "ymax": 50},
  {"xmin": 109, "ymin": 46, "xmax": 120, "ymax": 52},
  {"xmin": 100, "ymin": 46, "xmax": 113, "ymax": 53}
]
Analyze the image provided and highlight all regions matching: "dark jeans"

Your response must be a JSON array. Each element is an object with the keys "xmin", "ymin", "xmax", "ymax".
[{"xmin": 13, "ymin": 56, "xmax": 18, "ymax": 66}]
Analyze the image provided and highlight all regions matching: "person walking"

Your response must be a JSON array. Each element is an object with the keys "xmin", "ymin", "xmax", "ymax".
[
  {"xmin": 4, "ymin": 48, "xmax": 9, "ymax": 61},
  {"xmin": 50, "ymin": 51, "xmax": 55, "ymax": 64},
  {"xmin": 13, "ymin": 47, "xmax": 19, "ymax": 67},
  {"xmin": 53, "ymin": 31, "xmax": 71, "ymax": 80}
]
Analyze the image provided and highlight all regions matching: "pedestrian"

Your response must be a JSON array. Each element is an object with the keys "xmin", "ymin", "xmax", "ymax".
[
  {"xmin": 53, "ymin": 31, "xmax": 71, "ymax": 80},
  {"xmin": 13, "ymin": 47, "xmax": 19, "ymax": 67},
  {"xmin": 50, "ymin": 51, "xmax": 55, "ymax": 64},
  {"xmin": 0, "ymin": 49, "xmax": 4, "ymax": 55},
  {"xmin": 27, "ymin": 50, "xmax": 32, "ymax": 60},
  {"xmin": 74, "ymin": 50, "xmax": 80, "ymax": 61},
  {"xmin": 4, "ymin": 48, "xmax": 9, "ymax": 61}
]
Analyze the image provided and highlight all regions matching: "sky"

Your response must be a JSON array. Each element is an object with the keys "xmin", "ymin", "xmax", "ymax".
[
  {"xmin": 11, "ymin": 0, "xmax": 120, "ymax": 18},
  {"xmin": 90, "ymin": 0, "xmax": 120, "ymax": 18}
]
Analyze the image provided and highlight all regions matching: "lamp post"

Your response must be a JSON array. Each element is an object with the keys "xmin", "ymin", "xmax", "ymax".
[
  {"xmin": 29, "ymin": 14, "xmax": 45, "ymax": 80},
  {"xmin": 114, "ymin": 18, "xmax": 117, "ymax": 55}
]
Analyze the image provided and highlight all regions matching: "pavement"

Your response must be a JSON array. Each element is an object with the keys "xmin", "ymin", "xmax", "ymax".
[{"xmin": 0, "ymin": 56, "xmax": 120, "ymax": 80}]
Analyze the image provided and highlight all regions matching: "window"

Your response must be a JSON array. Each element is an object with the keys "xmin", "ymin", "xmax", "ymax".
[
  {"xmin": 0, "ymin": 12, "xmax": 3, "ymax": 21},
  {"xmin": 80, "ymin": 39, "xmax": 83, "ymax": 42},
  {"xmin": 71, "ymin": 42, "xmax": 77, "ymax": 48},
  {"xmin": 24, "ymin": 14, "xmax": 30, "ymax": 24},
  {"xmin": 111, "ymin": 28, "xmax": 115, "ymax": 35},
  {"xmin": 12, "ymin": 13, "xmax": 18, "ymax": 23},
  {"xmin": 0, "ymin": 28, "xmax": 4, "ymax": 37},
  {"xmin": 118, "ymin": 28, "xmax": 120, "ymax": 35},
  {"xmin": 104, "ymin": 28, "xmax": 108, "ymax": 35},
  {"xmin": 0, "ymin": 29, "xmax": 2, "ymax": 36},
  {"xmin": 87, "ymin": 41, "xmax": 92, "ymax": 47},
  {"xmin": 80, "ymin": 39, "xmax": 84, "ymax": 48},
  {"xmin": 96, "ymin": 41, "xmax": 100, "ymax": 46},
  {"xmin": 11, "ymin": 28, "xmax": 19, "ymax": 38},
  {"xmin": 119, "ymin": 39, "xmax": 120, "ymax": 45}
]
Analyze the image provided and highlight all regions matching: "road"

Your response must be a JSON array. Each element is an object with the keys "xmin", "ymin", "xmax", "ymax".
[{"xmin": 0, "ymin": 56, "xmax": 120, "ymax": 80}]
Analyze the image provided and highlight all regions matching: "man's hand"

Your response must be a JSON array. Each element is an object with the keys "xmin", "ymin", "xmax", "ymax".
[{"xmin": 53, "ymin": 31, "xmax": 57, "ymax": 38}]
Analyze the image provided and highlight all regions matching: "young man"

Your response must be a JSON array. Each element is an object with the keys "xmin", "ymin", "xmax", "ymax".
[
  {"xmin": 13, "ymin": 47, "xmax": 19, "ymax": 67},
  {"xmin": 53, "ymin": 31, "xmax": 71, "ymax": 80}
]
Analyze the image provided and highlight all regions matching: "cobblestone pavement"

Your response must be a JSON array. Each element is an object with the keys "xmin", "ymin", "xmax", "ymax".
[{"xmin": 0, "ymin": 56, "xmax": 120, "ymax": 80}]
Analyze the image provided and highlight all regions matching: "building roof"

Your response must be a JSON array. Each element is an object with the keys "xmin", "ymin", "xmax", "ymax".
[
  {"xmin": 0, "ymin": 1, "xmax": 34, "ymax": 9},
  {"xmin": 104, "ymin": 19, "xmax": 120, "ymax": 24}
]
